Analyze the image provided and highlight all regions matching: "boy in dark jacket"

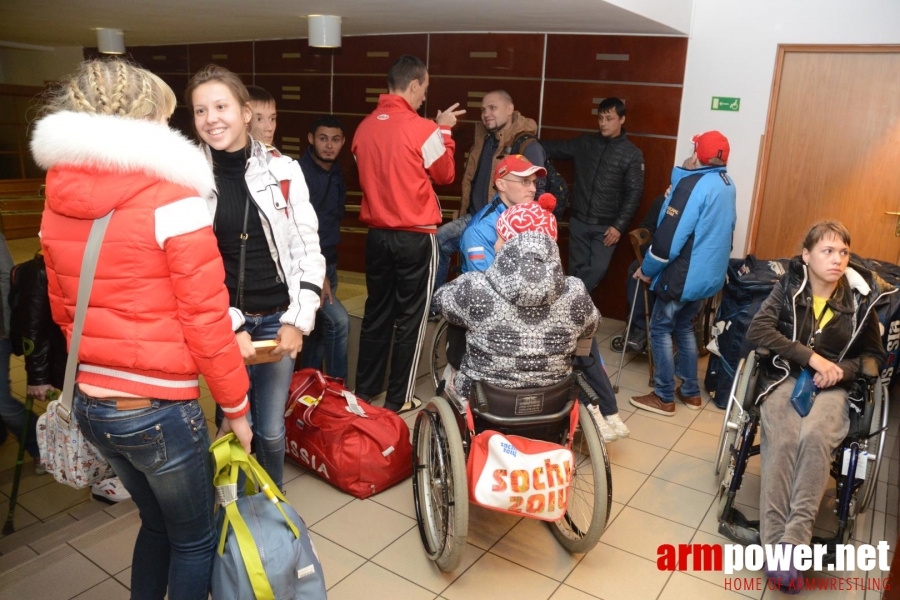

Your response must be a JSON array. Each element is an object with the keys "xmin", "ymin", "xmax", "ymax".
[{"xmin": 299, "ymin": 115, "xmax": 350, "ymax": 380}]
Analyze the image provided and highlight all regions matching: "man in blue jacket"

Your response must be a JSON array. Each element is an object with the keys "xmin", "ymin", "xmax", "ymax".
[
  {"xmin": 459, "ymin": 154, "xmax": 545, "ymax": 273},
  {"xmin": 299, "ymin": 115, "xmax": 350, "ymax": 380},
  {"xmin": 630, "ymin": 131, "xmax": 736, "ymax": 416}
]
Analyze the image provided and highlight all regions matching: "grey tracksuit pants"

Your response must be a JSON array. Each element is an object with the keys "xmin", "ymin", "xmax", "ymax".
[{"xmin": 760, "ymin": 376, "xmax": 850, "ymax": 546}]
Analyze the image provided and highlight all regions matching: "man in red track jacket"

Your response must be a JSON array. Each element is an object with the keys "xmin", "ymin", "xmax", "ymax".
[{"xmin": 352, "ymin": 54, "xmax": 464, "ymax": 412}]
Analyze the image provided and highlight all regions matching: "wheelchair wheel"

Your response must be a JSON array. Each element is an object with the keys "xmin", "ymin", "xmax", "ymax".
[
  {"xmin": 548, "ymin": 402, "xmax": 612, "ymax": 554},
  {"xmin": 430, "ymin": 318, "xmax": 450, "ymax": 392},
  {"xmin": 715, "ymin": 353, "xmax": 754, "ymax": 480},
  {"xmin": 610, "ymin": 335, "xmax": 625, "ymax": 353},
  {"xmin": 858, "ymin": 379, "xmax": 888, "ymax": 513},
  {"xmin": 412, "ymin": 396, "xmax": 468, "ymax": 572}
]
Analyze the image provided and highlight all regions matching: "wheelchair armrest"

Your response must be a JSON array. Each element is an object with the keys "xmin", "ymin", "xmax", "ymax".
[
  {"xmin": 574, "ymin": 371, "xmax": 600, "ymax": 405},
  {"xmin": 473, "ymin": 381, "xmax": 491, "ymax": 414},
  {"xmin": 575, "ymin": 337, "xmax": 592, "ymax": 357}
]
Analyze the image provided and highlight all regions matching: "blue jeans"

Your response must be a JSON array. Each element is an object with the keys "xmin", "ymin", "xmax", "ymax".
[
  {"xmin": 244, "ymin": 312, "xmax": 294, "ymax": 490},
  {"xmin": 74, "ymin": 389, "xmax": 215, "ymax": 600},
  {"xmin": 433, "ymin": 214, "xmax": 472, "ymax": 300},
  {"xmin": 649, "ymin": 298, "xmax": 704, "ymax": 402},
  {"xmin": 0, "ymin": 338, "xmax": 39, "ymax": 459},
  {"xmin": 300, "ymin": 263, "xmax": 350, "ymax": 380}
]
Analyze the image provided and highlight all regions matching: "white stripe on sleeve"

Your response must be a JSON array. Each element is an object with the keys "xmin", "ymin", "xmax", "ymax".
[
  {"xmin": 154, "ymin": 197, "xmax": 213, "ymax": 249},
  {"xmin": 421, "ymin": 128, "xmax": 447, "ymax": 170}
]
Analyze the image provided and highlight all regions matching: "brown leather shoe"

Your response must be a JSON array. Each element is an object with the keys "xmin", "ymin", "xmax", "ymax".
[
  {"xmin": 675, "ymin": 387, "xmax": 703, "ymax": 411},
  {"xmin": 629, "ymin": 392, "xmax": 675, "ymax": 417}
]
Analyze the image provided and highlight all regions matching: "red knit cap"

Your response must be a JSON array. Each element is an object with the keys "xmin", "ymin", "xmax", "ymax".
[{"xmin": 496, "ymin": 194, "xmax": 558, "ymax": 241}]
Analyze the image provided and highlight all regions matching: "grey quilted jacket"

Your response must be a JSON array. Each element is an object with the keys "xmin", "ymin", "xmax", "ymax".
[{"xmin": 433, "ymin": 231, "xmax": 600, "ymax": 396}]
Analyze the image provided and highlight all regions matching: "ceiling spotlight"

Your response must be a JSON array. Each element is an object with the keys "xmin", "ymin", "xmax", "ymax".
[
  {"xmin": 308, "ymin": 15, "xmax": 341, "ymax": 48},
  {"xmin": 96, "ymin": 28, "xmax": 125, "ymax": 55}
]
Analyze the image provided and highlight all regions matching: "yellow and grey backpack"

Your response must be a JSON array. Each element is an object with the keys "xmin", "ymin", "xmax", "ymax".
[{"xmin": 210, "ymin": 434, "xmax": 326, "ymax": 600}]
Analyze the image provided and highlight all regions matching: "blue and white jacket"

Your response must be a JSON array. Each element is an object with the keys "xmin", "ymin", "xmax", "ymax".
[
  {"xmin": 641, "ymin": 165, "xmax": 736, "ymax": 302},
  {"xmin": 459, "ymin": 195, "xmax": 507, "ymax": 273}
]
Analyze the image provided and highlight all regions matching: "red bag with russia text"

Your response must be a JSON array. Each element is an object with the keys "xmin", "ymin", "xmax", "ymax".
[
  {"xmin": 284, "ymin": 369, "xmax": 412, "ymax": 499},
  {"xmin": 465, "ymin": 403, "xmax": 578, "ymax": 522}
]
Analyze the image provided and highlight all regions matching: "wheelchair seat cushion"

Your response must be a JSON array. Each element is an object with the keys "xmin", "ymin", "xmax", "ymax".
[{"xmin": 478, "ymin": 375, "xmax": 574, "ymax": 418}]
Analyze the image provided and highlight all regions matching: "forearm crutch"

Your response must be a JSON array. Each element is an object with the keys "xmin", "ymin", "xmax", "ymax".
[
  {"xmin": 613, "ymin": 280, "xmax": 642, "ymax": 393},
  {"xmin": 3, "ymin": 394, "xmax": 35, "ymax": 535},
  {"xmin": 629, "ymin": 229, "xmax": 655, "ymax": 386}
]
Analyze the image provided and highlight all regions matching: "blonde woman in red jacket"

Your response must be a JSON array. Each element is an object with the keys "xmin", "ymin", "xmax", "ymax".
[{"xmin": 31, "ymin": 59, "xmax": 251, "ymax": 600}]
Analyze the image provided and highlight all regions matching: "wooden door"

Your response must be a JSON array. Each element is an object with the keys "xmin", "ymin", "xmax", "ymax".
[{"xmin": 750, "ymin": 46, "xmax": 900, "ymax": 262}]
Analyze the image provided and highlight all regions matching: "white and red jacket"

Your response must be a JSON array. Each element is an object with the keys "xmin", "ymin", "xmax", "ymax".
[
  {"xmin": 352, "ymin": 94, "xmax": 456, "ymax": 234},
  {"xmin": 31, "ymin": 111, "xmax": 250, "ymax": 417}
]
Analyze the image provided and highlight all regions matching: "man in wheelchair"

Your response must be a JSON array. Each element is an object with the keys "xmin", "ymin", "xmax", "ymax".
[
  {"xmin": 729, "ymin": 221, "xmax": 890, "ymax": 592},
  {"xmin": 432, "ymin": 201, "xmax": 600, "ymax": 399}
]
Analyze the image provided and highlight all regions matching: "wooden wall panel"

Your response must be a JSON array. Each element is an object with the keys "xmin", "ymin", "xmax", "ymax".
[
  {"xmin": 546, "ymin": 35, "xmax": 687, "ymax": 84},
  {"xmin": 159, "ymin": 74, "xmax": 190, "ymax": 107},
  {"xmin": 127, "ymin": 45, "xmax": 190, "ymax": 73},
  {"xmin": 254, "ymin": 39, "xmax": 331, "ymax": 74},
  {"xmin": 90, "ymin": 33, "xmax": 687, "ymax": 319},
  {"xmin": 426, "ymin": 77, "xmax": 542, "ymax": 130},
  {"xmin": 432, "ymin": 121, "xmax": 476, "ymax": 202},
  {"xmin": 541, "ymin": 81, "xmax": 682, "ymax": 136},
  {"xmin": 333, "ymin": 34, "xmax": 428, "ymax": 74},
  {"xmin": 429, "ymin": 34, "xmax": 544, "ymax": 78},
  {"xmin": 188, "ymin": 42, "xmax": 253, "ymax": 74},
  {"xmin": 253, "ymin": 74, "xmax": 331, "ymax": 113},
  {"xmin": 332, "ymin": 75, "xmax": 392, "ymax": 115}
]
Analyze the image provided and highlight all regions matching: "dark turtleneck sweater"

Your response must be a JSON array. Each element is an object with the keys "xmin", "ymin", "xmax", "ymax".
[{"xmin": 211, "ymin": 147, "xmax": 288, "ymax": 313}]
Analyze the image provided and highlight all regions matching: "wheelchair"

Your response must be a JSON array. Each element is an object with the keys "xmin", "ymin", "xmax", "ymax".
[
  {"xmin": 715, "ymin": 348, "xmax": 889, "ymax": 554},
  {"xmin": 413, "ymin": 347, "xmax": 613, "ymax": 572}
]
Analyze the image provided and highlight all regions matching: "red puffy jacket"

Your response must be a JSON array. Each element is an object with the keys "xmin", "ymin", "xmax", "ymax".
[{"xmin": 31, "ymin": 111, "xmax": 250, "ymax": 417}]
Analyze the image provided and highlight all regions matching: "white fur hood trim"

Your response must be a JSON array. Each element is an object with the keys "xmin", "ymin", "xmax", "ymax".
[
  {"xmin": 31, "ymin": 111, "xmax": 215, "ymax": 199},
  {"xmin": 844, "ymin": 266, "xmax": 871, "ymax": 296}
]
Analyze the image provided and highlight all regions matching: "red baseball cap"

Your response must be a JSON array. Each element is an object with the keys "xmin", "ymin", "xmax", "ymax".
[
  {"xmin": 692, "ymin": 130, "xmax": 730, "ymax": 165},
  {"xmin": 494, "ymin": 154, "xmax": 547, "ymax": 182}
]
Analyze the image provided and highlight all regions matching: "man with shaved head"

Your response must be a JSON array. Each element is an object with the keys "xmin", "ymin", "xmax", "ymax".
[{"xmin": 431, "ymin": 90, "xmax": 546, "ymax": 310}]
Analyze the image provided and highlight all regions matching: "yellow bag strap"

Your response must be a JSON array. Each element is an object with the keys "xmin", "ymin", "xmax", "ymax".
[{"xmin": 210, "ymin": 434, "xmax": 300, "ymax": 600}]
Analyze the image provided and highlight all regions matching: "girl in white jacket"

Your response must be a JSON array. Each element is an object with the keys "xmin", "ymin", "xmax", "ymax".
[{"xmin": 186, "ymin": 65, "xmax": 325, "ymax": 491}]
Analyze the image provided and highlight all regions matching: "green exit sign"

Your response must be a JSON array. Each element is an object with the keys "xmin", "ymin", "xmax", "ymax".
[{"xmin": 712, "ymin": 97, "xmax": 740, "ymax": 111}]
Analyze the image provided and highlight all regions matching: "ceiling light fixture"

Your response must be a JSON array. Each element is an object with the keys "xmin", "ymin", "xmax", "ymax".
[
  {"xmin": 308, "ymin": 15, "xmax": 341, "ymax": 48},
  {"xmin": 96, "ymin": 28, "xmax": 125, "ymax": 55}
]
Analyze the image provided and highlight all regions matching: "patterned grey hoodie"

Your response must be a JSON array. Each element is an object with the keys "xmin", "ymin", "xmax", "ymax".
[{"xmin": 433, "ymin": 231, "xmax": 600, "ymax": 396}]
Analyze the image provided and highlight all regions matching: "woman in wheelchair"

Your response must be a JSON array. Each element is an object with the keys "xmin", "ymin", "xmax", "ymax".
[
  {"xmin": 745, "ymin": 221, "xmax": 886, "ymax": 590},
  {"xmin": 432, "ymin": 203, "xmax": 599, "ymax": 400}
]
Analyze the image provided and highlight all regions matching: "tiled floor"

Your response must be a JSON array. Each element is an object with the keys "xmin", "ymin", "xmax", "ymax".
[{"xmin": 0, "ymin": 236, "xmax": 896, "ymax": 599}]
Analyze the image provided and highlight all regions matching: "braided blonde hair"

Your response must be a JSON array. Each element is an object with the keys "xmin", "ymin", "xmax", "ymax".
[{"xmin": 41, "ymin": 59, "xmax": 176, "ymax": 121}]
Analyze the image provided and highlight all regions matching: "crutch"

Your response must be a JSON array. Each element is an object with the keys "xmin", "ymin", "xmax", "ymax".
[
  {"xmin": 613, "ymin": 228, "xmax": 655, "ymax": 392},
  {"xmin": 3, "ymin": 394, "xmax": 36, "ymax": 535}
]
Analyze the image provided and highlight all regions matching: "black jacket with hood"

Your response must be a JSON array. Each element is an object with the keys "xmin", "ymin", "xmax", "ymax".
[{"xmin": 746, "ymin": 256, "xmax": 891, "ymax": 396}]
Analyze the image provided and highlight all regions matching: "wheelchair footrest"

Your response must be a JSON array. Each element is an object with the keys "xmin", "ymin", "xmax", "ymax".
[{"xmin": 719, "ymin": 508, "xmax": 761, "ymax": 545}]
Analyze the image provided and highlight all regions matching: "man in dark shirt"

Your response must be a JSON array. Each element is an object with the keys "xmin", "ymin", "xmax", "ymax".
[
  {"xmin": 299, "ymin": 115, "xmax": 350, "ymax": 380},
  {"xmin": 542, "ymin": 97, "xmax": 644, "ymax": 291},
  {"xmin": 431, "ymin": 91, "xmax": 545, "ymax": 313}
]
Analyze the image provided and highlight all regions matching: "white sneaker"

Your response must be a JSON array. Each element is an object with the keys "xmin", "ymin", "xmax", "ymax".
[
  {"xmin": 587, "ymin": 404, "xmax": 618, "ymax": 443},
  {"xmin": 91, "ymin": 476, "xmax": 131, "ymax": 504},
  {"xmin": 606, "ymin": 413, "xmax": 630, "ymax": 438}
]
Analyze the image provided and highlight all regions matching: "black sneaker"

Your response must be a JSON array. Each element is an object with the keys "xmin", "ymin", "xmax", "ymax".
[{"xmin": 626, "ymin": 328, "xmax": 647, "ymax": 353}]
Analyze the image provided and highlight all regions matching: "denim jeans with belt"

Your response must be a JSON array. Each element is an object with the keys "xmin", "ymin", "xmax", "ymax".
[
  {"xmin": 300, "ymin": 262, "xmax": 350, "ymax": 380},
  {"xmin": 649, "ymin": 298, "xmax": 704, "ymax": 402},
  {"xmin": 74, "ymin": 388, "xmax": 216, "ymax": 600},
  {"xmin": 243, "ymin": 311, "xmax": 294, "ymax": 491}
]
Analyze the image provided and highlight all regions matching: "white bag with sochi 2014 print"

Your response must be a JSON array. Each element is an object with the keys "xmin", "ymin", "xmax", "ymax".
[{"xmin": 465, "ymin": 403, "xmax": 578, "ymax": 522}]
